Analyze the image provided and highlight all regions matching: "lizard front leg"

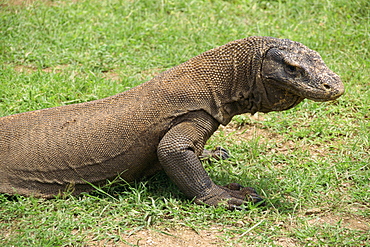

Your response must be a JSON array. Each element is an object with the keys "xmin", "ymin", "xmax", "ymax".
[{"xmin": 157, "ymin": 112, "xmax": 262, "ymax": 209}]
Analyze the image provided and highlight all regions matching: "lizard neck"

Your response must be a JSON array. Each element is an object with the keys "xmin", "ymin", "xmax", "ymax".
[
  {"xmin": 211, "ymin": 37, "xmax": 305, "ymax": 124},
  {"xmin": 208, "ymin": 38, "xmax": 267, "ymax": 124},
  {"xmin": 218, "ymin": 72, "xmax": 304, "ymax": 123},
  {"xmin": 183, "ymin": 37, "xmax": 301, "ymax": 125}
]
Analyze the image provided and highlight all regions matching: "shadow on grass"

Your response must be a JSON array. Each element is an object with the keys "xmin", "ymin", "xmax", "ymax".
[
  {"xmin": 82, "ymin": 171, "xmax": 186, "ymax": 201},
  {"xmin": 0, "ymin": 170, "xmax": 295, "ymax": 214},
  {"xmin": 78, "ymin": 170, "xmax": 295, "ymax": 213}
]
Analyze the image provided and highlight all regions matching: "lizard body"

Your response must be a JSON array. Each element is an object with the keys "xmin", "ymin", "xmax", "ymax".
[{"xmin": 0, "ymin": 37, "xmax": 344, "ymax": 208}]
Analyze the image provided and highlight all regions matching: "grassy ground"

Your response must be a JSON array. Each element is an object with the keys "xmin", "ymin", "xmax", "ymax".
[{"xmin": 0, "ymin": 0, "xmax": 369, "ymax": 246}]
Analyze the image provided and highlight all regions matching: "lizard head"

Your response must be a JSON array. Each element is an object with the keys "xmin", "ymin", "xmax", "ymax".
[{"xmin": 260, "ymin": 41, "xmax": 344, "ymax": 105}]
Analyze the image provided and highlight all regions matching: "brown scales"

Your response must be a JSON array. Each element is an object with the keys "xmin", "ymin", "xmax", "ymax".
[{"xmin": 0, "ymin": 36, "xmax": 344, "ymax": 209}]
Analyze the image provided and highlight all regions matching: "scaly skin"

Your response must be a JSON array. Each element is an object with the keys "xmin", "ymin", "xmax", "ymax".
[{"xmin": 0, "ymin": 37, "xmax": 344, "ymax": 209}]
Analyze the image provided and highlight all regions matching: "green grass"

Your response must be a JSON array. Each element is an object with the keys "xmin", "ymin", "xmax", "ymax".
[{"xmin": 0, "ymin": 0, "xmax": 369, "ymax": 246}]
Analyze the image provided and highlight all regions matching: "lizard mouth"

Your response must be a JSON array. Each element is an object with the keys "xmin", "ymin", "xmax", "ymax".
[
  {"xmin": 309, "ymin": 85, "xmax": 344, "ymax": 101},
  {"xmin": 265, "ymin": 78, "xmax": 345, "ymax": 103},
  {"xmin": 296, "ymin": 86, "xmax": 343, "ymax": 102},
  {"xmin": 296, "ymin": 84, "xmax": 344, "ymax": 102}
]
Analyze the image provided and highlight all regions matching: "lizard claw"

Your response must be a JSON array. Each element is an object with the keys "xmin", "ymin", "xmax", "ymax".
[
  {"xmin": 212, "ymin": 147, "xmax": 230, "ymax": 160},
  {"xmin": 222, "ymin": 183, "xmax": 265, "ymax": 205},
  {"xmin": 200, "ymin": 147, "xmax": 229, "ymax": 161}
]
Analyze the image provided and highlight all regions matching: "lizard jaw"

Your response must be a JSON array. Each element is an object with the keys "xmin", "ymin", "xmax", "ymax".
[
  {"xmin": 264, "ymin": 77, "xmax": 345, "ymax": 103},
  {"xmin": 294, "ymin": 79, "xmax": 345, "ymax": 102},
  {"xmin": 306, "ymin": 83, "xmax": 345, "ymax": 102}
]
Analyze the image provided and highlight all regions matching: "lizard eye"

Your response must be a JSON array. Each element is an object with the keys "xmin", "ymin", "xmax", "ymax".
[{"xmin": 286, "ymin": 64, "xmax": 297, "ymax": 73}]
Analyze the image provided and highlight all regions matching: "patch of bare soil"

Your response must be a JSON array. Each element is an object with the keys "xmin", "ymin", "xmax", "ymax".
[
  {"xmin": 102, "ymin": 70, "xmax": 121, "ymax": 81},
  {"xmin": 1, "ymin": 0, "xmax": 35, "ymax": 6},
  {"xmin": 14, "ymin": 64, "xmax": 69, "ymax": 73},
  {"xmin": 1, "ymin": 0, "xmax": 78, "ymax": 7},
  {"xmin": 273, "ymin": 237, "xmax": 298, "ymax": 247},
  {"xmin": 122, "ymin": 228, "xmax": 224, "ymax": 247},
  {"xmin": 13, "ymin": 64, "xmax": 164, "ymax": 83},
  {"xmin": 219, "ymin": 114, "xmax": 346, "ymax": 165},
  {"xmin": 90, "ymin": 227, "xmax": 244, "ymax": 247},
  {"xmin": 14, "ymin": 65, "xmax": 36, "ymax": 74},
  {"xmin": 216, "ymin": 113, "xmax": 277, "ymax": 144},
  {"xmin": 306, "ymin": 212, "xmax": 370, "ymax": 232},
  {"xmin": 91, "ymin": 228, "xmax": 302, "ymax": 247}
]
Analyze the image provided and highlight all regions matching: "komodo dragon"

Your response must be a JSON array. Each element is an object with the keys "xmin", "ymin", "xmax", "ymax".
[{"xmin": 0, "ymin": 36, "xmax": 344, "ymax": 209}]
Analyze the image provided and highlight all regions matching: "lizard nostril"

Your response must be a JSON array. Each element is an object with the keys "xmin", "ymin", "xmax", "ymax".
[{"xmin": 323, "ymin": 83, "xmax": 331, "ymax": 90}]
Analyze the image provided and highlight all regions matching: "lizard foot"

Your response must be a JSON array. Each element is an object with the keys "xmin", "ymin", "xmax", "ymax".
[
  {"xmin": 195, "ymin": 183, "xmax": 264, "ymax": 210},
  {"xmin": 200, "ymin": 146, "xmax": 229, "ymax": 161}
]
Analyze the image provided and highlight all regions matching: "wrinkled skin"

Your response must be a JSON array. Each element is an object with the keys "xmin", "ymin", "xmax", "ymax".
[{"xmin": 0, "ymin": 37, "xmax": 344, "ymax": 209}]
